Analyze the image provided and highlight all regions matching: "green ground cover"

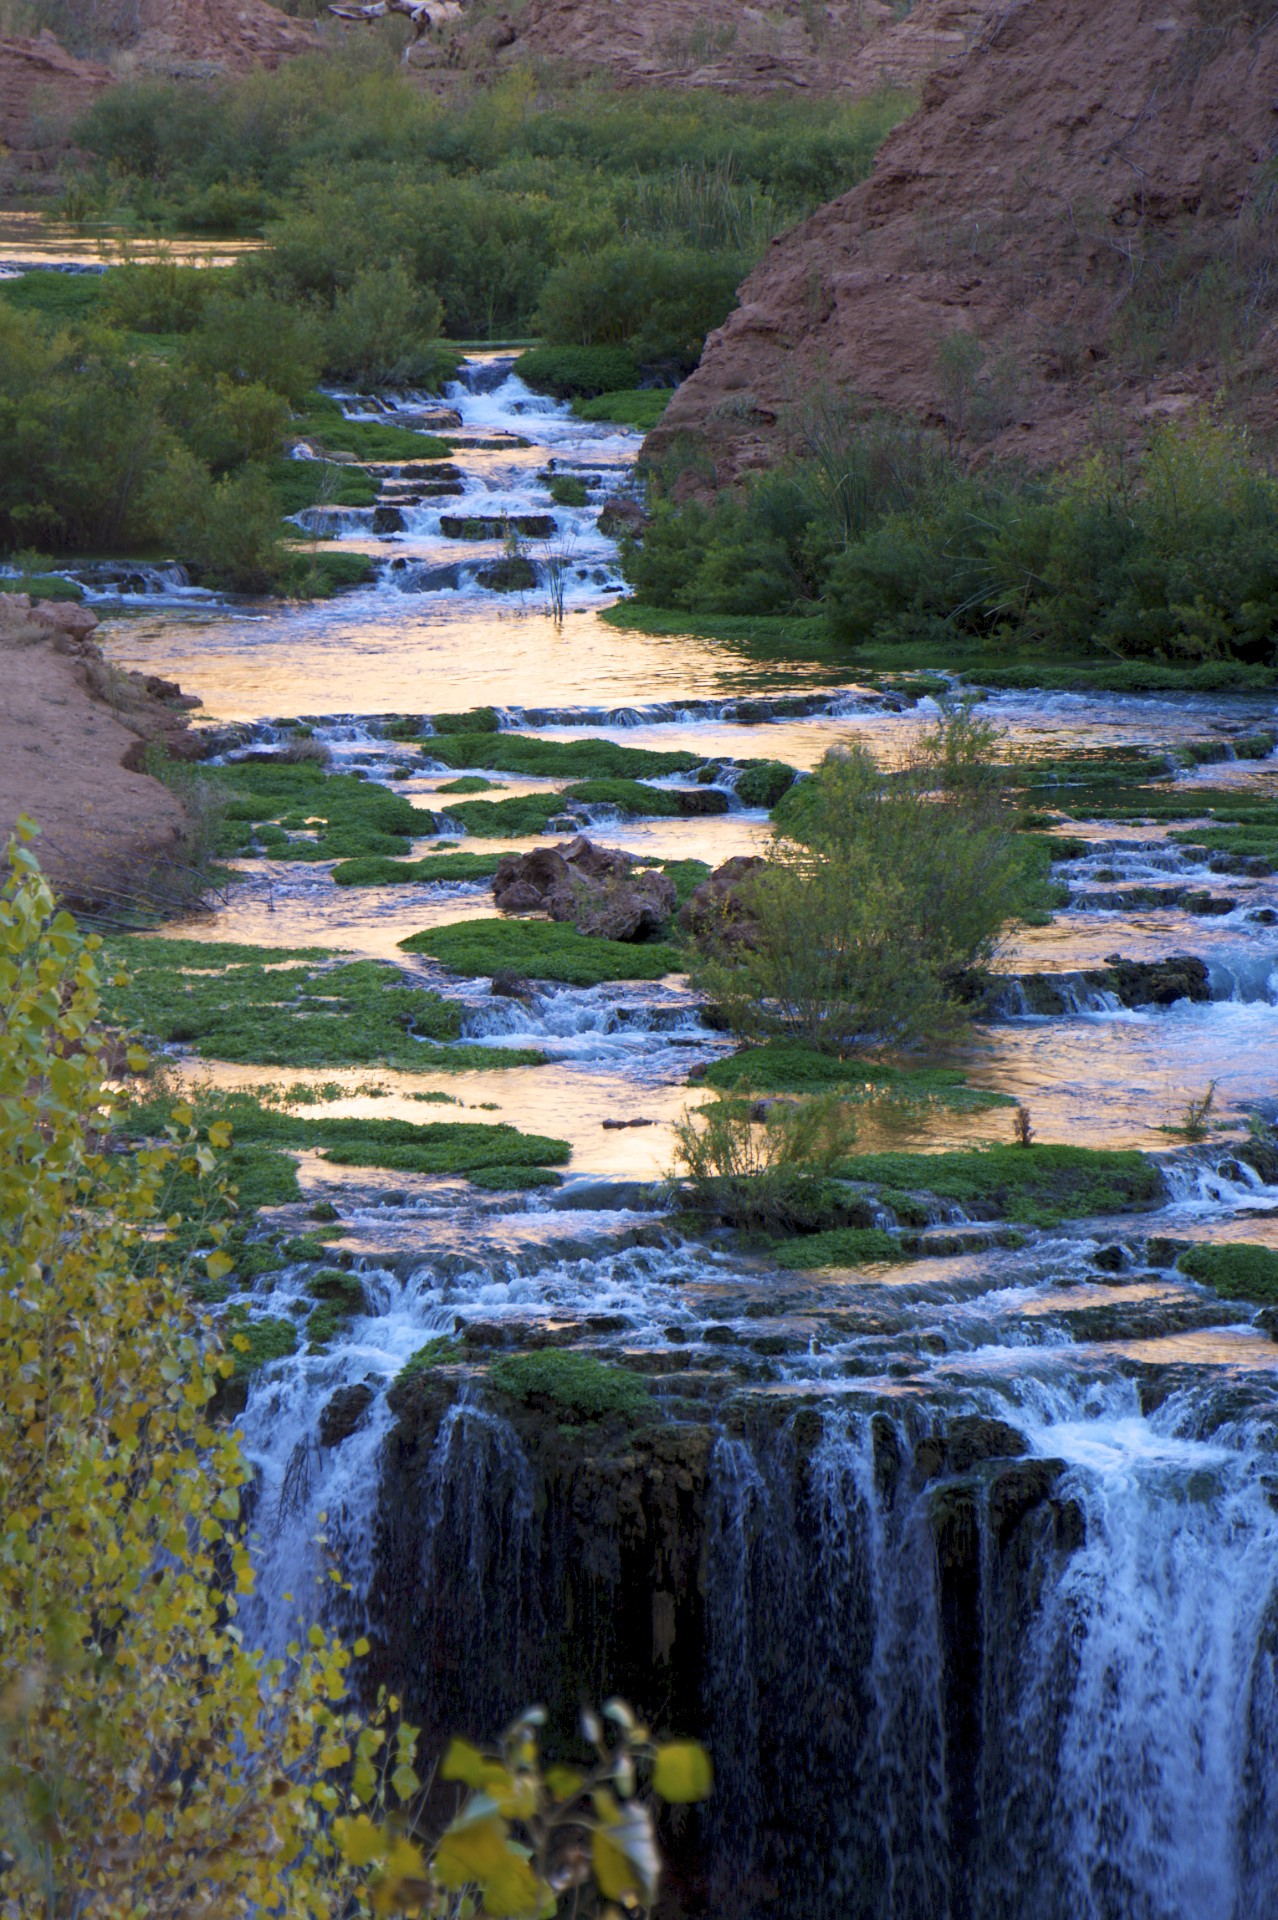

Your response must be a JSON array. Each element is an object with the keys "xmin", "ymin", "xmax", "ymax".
[
  {"xmin": 205, "ymin": 761, "xmax": 433, "ymax": 862},
  {"xmin": 702, "ymin": 1040, "xmax": 1013, "ymax": 1111},
  {"xmin": 422, "ymin": 732, "xmax": 702, "ymax": 779},
  {"xmin": 401, "ymin": 920, "xmax": 682, "ymax": 985},
  {"xmin": 103, "ymin": 937, "xmax": 543, "ymax": 1071},
  {"xmin": 294, "ymin": 396, "xmax": 452, "ymax": 463},
  {"xmin": 331, "ymin": 851, "xmax": 504, "ymax": 887},
  {"xmin": 831, "ymin": 1145, "xmax": 1165, "ymax": 1228},
  {"xmin": 572, "ymin": 391, "xmax": 671, "ymax": 431},
  {"xmin": 771, "ymin": 1227, "xmax": 910, "ymax": 1270},
  {"xmin": 488, "ymin": 1350, "xmax": 652, "ymax": 1421},
  {"xmin": 1177, "ymin": 1242, "xmax": 1278, "ymax": 1303}
]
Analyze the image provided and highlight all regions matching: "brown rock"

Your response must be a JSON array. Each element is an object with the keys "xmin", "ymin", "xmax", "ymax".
[
  {"xmin": 679, "ymin": 854, "xmax": 768, "ymax": 949},
  {"xmin": 596, "ymin": 495, "xmax": 647, "ymax": 539},
  {"xmin": 493, "ymin": 836, "xmax": 676, "ymax": 941},
  {"xmin": 649, "ymin": 0, "xmax": 1278, "ymax": 478}
]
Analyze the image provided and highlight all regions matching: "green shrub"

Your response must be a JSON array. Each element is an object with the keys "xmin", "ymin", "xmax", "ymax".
[
  {"xmin": 431, "ymin": 707, "xmax": 501, "ymax": 733},
  {"xmin": 547, "ymin": 476, "xmax": 589, "ymax": 507},
  {"xmin": 534, "ymin": 242, "xmax": 745, "ymax": 375},
  {"xmin": 488, "ymin": 1350, "xmax": 652, "ymax": 1421},
  {"xmin": 1177, "ymin": 1242, "xmax": 1278, "ymax": 1302},
  {"xmin": 733, "ymin": 760, "xmax": 798, "ymax": 808},
  {"xmin": 517, "ymin": 345, "xmax": 639, "ymax": 397}
]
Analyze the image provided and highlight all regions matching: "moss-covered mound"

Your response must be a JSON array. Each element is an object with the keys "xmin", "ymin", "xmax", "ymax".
[
  {"xmin": 488, "ymin": 1350, "xmax": 652, "ymax": 1421},
  {"xmin": 207, "ymin": 761, "xmax": 433, "ymax": 863},
  {"xmin": 703, "ymin": 1041, "xmax": 1012, "ymax": 1111},
  {"xmin": 834, "ymin": 1145, "xmax": 1165, "ymax": 1228},
  {"xmin": 401, "ymin": 919, "xmax": 681, "ymax": 985},
  {"xmin": 331, "ymin": 851, "xmax": 503, "ymax": 887},
  {"xmin": 104, "ymin": 939, "xmax": 542, "ymax": 1071},
  {"xmin": 1178, "ymin": 1242, "xmax": 1278, "ymax": 1303},
  {"xmin": 772, "ymin": 1227, "xmax": 908, "ymax": 1270},
  {"xmin": 423, "ymin": 732, "xmax": 700, "ymax": 779}
]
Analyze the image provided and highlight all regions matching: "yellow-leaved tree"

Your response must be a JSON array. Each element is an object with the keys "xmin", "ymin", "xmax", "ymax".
[{"xmin": 0, "ymin": 827, "xmax": 710, "ymax": 1919}]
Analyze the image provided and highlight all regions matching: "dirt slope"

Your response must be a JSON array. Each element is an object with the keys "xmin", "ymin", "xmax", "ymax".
[
  {"xmin": 421, "ymin": 0, "xmax": 993, "ymax": 94},
  {"xmin": 92, "ymin": 0, "xmax": 316, "ymax": 72},
  {"xmin": 0, "ymin": 32, "xmax": 111, "ymax": 190},
  {"xmin": 0, "ymin": 597, "xmax": 204, "ymax": 910},
  {"xmin": 651, "ymin": 0, "xmax": 1278, "ymax": 477}
]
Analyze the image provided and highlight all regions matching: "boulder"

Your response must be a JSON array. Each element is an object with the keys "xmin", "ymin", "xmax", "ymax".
[
  {"xmin": 674, "ymin": 787, "xmax": 730, "ymax": 816},
  {"xmin": 372, "ymin": 506, "xmax": 406, "ymax": 534},
  {"xmin": 318, "ymin": 1382, "xmax": 376, "ymax": 1448},
  {"xmin": 679, "ymin": 854, "xmax": 769, "ymax": 949},
  {"xmin": 476, "ymin": 557, "xmax": 538, "ymax": 592},
  {"xmin": 1103, "ymin": 953, "xmax": 1212, "ymax": 1007},
  {"xmin": 493, "ymin": 835, "xmax": 676, "ymax": 941},
  {"xmin": 596, "ymin": 495, "xmax": 646, "ymax": 539}
]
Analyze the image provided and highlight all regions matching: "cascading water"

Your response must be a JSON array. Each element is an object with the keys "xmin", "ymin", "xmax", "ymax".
[{"xmin": 94, "ymin": 353, "xmax": 1278, "ymax": 1918}]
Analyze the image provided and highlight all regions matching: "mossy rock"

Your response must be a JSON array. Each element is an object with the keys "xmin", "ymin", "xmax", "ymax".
[
  {"xmin": 401, "ymin": 919, "xmax": 681, "ymax": 986},
  {"xmin": 488, "ymin": 1350, "xmax": 652, "ymax": 1421},
  {"xmin": 772, "ymin": 1226, "xmax": 908, "ymax": 1271},
  {"xmin": 1178, "ymin": 1242, "xmax": 1278, "ymax": 1303}
]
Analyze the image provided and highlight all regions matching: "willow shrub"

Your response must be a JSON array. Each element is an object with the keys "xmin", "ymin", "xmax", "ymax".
[
  {"xmin": 692, "ymin": 711, "xmax": 1032, "ymax": 1053},
  {"xmin": 0, "ymin": 827, "xmax": 709, "ymax": 1916}
]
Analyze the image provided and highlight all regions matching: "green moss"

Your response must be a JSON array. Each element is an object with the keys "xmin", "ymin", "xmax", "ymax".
[
  {"xmin": 431, "ymin": 707, "xmax": 501, "ymax": 733},
  {"xmin": 330, "ymin": 851, "xmax": 503, "ymax": 887},
  {"xmin": 223, "ymin": 1307, "xmax": 298, "ymax": 1378},
  {"xmin": 3, "ymin": 572, "xmax": 84, "ymax": 601},
  {"xmin": 295, "ymin": 395, "xmax": 452, "ymax": 462},
  {"xmin": 562, "ymin": 778, "xmax": 682, "ymax": 816},
  {"xmin": 401, "ymin": 919, "xmax": 681, "ymax": 985},
  {"xmin": 444, "ymin": 795, "xmax": 565, "ymax": 837},
  {"xmin": 488, "ymin": 1349, "xmax": 652, "ymax": 1420},
  {"xmin": 659, "ymin": 859, "xmax": 712, "ymax": 906},
  {"xmin": 280, "ymin": 551, "xmax": 377, "ymax": 597},
  {"xmin": 547, "ymin": 476, "xmax": 589, "ymax": 507},
  {"xmin": 772, "ymin": 1227, "xmax": 908, "ymax": 1270},
  {"xmin": 394, "ymin": 1335, "xmax": 459, "ymax": 1384},
  {"xmin": 422, "ymin": 733, "xmax": 700, "ymax": 779},
  {"xmin": 268, "ymin": 457, "xmax": 378, "ymax": 517},
  {"xmin": 202, "ymin": 761, "xmax": 432, "ymax": 863},
  {"xmin": 1177, "ymin": 1242, "xmax": 1278, "ymax": 1303},
  {"xmin": 734, "ymin": 760, "xmax": 798, "ymax": 809},
  {"xmin": 438, "ymin": 776, "xmax": 498, "ymax": 794},
  {"xmin": 467, "ymin": 1164, "xmax": 564, "ymax": 1190},
  {"xmin": 304, "ymin": 1271, "xmax": 367, "ymax": 1349},
  {"xmin": 103, "ymin": 937, "xmax": 543, "ymax": 1072},
  {"xmin": 833, "ymin": 1145, "xmax": 1165, "ymax": 1227},
  {"xmin": 572, "ymin": 390, "xmax": 671, "ymax": 431},
  {"xmin": 283, "ymin": 1232, "xmax": 343, "ymax": 1259},
  {"xmin": 702, "ymin": 1042, "xmax": 1011, "ymax": 1110}
]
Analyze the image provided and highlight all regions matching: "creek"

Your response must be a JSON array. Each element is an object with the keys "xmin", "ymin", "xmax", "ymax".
[{"xmin": 99, "ymin": 354, "xmax": 1278, "ymax": 1920}]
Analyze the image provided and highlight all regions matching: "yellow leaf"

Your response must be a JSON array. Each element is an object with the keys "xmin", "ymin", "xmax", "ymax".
[
  {"xmin": 119, "ymin": 1811, "xmax": 142, "ymax": 1838},
  {"xmin": 441, "ymin": 1737, "xmax": 489, "ymax": 1788},
  {"xmin": 652, "ymin": 1741, "xmax": 713, "ymax": 1804},
  {"xmin": 385, "ymin": 1835, "xmax": 427, "ymax": 1881},
  {"xmin": 208, "ymin": 1121, "xmax": 233, "ymax": 1149},
  {"xmin": 481, "ymin": 1852, "xmax": 542, "ymax": 1918},
  {"xmin": 171, "ymin": 1103, "xmax": 195, "ymax": 1126},
  {"xmin": 592, "ymin": 1828, "xmax": 639, "ymax": 1904},
  {"xmin": 354, "ymin": 1636, "xmax": 371, "ymax": 1657},
  {"xmin": 335, "ymin": 1814, "xmax": 385, "ymax": 1867},
  {"xmin": 545, "ymin": 1765, "xmax": 584, "ymax": 1801},
  {"xmin": 126, "ymin": 1045, "xmax": 150, "ymax": 1074},
  {"xmin": 206, "ymin": 1251, "xmax": 235, "ymax": 1282},
  {"xmin": 433, "ymin": 1813, "xmax": 510, "ymax": 1890}
]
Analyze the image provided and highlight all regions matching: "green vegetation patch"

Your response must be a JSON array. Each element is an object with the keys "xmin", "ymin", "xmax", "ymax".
[
  {"xmin": 269, "ymin": 456, "xmax": 378, "ymax": 518},
  {"xmin": 401, "ymin": 920, "xmax": 681, "ymax": 985},
  {"xmin": 772, "ymin": 1227, "xmax": 908, "ymax": 1270},
  {"xmin": 467, "ymin": 1165, "xmax": 564, "ymax": 1191},
  {"xmin": 103, "ymin": 937, "xmax": 543, "ymax": 1072},
  {"xmin": 430, "ymin": 708, "xmax": 501, "ymax": 733},
  {"xmin": 438, "ymin": 776, "xmax": 499, "ymax": 795},
  {"xmin": 223, "ymin": 1306, "xmax": 298, "ymax": 1379},
  {"xmin": 204, "ymin": 761, "xmax": 432, "ymax": 862},
  {"xmin": 547, "ymin": 476, "xmax": 589, "ymax": 508},
  {"xmin": 703, "ymin": 1041, "xmax": 1012, "ymax": 1111},
  {"xmin": 305, "ymin": 1270, "xmax": 368, "ymax": 1350},
  {"xmin": 443, "ymin": 794, "xmax": 566, "ymax": 837},
  {"xmin": 167, "ymin": 1090, "xmax": 569, "ymax": 1179},
  {"xmin": 331, "ymin": 851, "xmax": 503, "ymax": 887},
  {"xmin": 423, "ymin": 732, "xmax": 700, "ymax": 779},
  {"xmin": 1177, "ymin": 1242, "xmax": 1278, "ymax": 1303},
  {"xmin": 488, "ymin": 1350, "xmax": 652, "ymax": 1420},
  {"xmin": 561, "ymin": 778, "xmax": 683, "ymax": 817},
  {"xmin": 395, "ymin": 1335, "xmax": 460, "ymax": 1384},
  {"xmin": 834, "ymin": 1145, "xmax": 1165, "ymax": 1228},
  {"xmin": 734, "ymin": 760, "xmax": 798, "ymax": 809},
  {"xmin": 296, "ymin": 395, "xmax": 451, "ymax": 463},
  {"xmin": 517, "ymin": 345, "xmax": 639, "ymax": 398},
  {"xmin": 572, "ymin": 390, "xmax": 670, "ymax": 432}
]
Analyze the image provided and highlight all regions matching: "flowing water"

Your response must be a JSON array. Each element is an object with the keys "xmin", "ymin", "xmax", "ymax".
[{"xmin": 99, "ymin": 354, "xmax": 1278, "ymax": 1918}]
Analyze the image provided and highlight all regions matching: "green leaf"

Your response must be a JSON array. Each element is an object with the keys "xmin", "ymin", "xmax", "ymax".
[{"xmin": 652, "ymin": 1740, "xmax": 713, "ymax": 1803}]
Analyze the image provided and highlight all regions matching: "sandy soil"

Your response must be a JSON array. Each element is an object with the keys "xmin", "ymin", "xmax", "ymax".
[{"xmin": 0, "ymin": 597, "xmax": 204, "ymax": 910}]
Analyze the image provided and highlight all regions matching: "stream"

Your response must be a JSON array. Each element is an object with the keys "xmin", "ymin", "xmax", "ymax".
[{"xmin": 98, "ymin": 353, "xmax": 1278, "ymax": 1920}]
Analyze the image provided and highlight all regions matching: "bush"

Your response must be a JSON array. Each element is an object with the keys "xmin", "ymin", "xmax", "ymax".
[
  {"xmin": 534, "ymin": 242, "xmax": 747, "ymax": 374},
  {"xmin": 692, "ymin": 710, "xmax": 1035, "ymax": 1051},
  {"xmin": 517, "ymin": 344, "xmax": 639, "ymax": 397},
  {"xmin": 673, "ymin": 1091, "xmax": 860, "ymax": 1231},
  {"xmin": 319, "ymin": 263, "xmax": 449, "ymax": 387}
]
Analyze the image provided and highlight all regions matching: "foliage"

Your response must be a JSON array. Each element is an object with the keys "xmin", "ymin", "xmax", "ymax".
[
  {"xmin": 701, "ymin": 1040, "xmax": 1010, "ymax": 1110},
  {"xmin": 517, "ymin": 345, "xmax": 639, "ymax": 398},
  {"xmin": 673, "ymin": 1092, "xmax": 861, "ymax": 1232},
  {"xmin": 534, "ymin": 242, "xmax": 746, "ymax": 375},
  {"xmin": 1177, "ymin": 1242, "xmax": 1278, "ymax": 1303},
  {"xmin": 693, "ymin": 711, "xmax": 1034, "ymax": 1052},
  {"xmin": 626, "ymin": 409, "xmax": 1278, "ymax": 667},
  {"xmin": 0, "ymin": 842, "xmax": 709, "ymax": 1914},
  {"xmin": 331, "ymin": 852, "xmax": 504, "ymax": 887},
  {"xmin": 834, "ymin": 1145, "xmax": 1165, "ymax": 1227},
  {"xmin": 401, "ymin": 920, "xmax": 681, "ymax": 986},
  {"xmin": 0, "ymin": 830, "xmax": 375, "ymax": 1915},
  {"xmin": 488, "ymin": 1351, "xmax": 653, "ymax": 1421},
  {"xmin": 572, "ymin": 390, "xmax": 671, "ymax": 431}
]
